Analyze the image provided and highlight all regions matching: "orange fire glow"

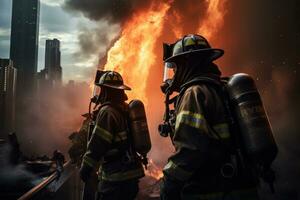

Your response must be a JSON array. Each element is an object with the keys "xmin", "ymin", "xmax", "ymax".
[
  {"xmin": 145, "ymin": 159, "xmax": 164, "ymax": 180},
  {"xmin": 102, "ymin": 0, "xmax": 228, "ymax": 177},
  {"xmin": 104, "ymin": 0, "xmax": 227, "ymax": 104},
  {"xmin": 170, "ymin": 9, "xmax": 183, "ymax": 38},
  {"xmin": 104, "ymin": 2, "xmax": 172, "ymax": 104},
  {"xmin": 198, "ymin": 0, "xmax": 228, "ymax": 40}
]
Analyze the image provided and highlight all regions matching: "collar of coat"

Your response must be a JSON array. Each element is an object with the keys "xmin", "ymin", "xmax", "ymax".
[{"xmin": 179, "ymin": 74, "xmax": 223, "ymax": 95}]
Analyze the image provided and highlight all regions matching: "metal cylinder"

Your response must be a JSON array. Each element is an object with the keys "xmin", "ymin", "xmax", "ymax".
[
  {"xmin": 227, "ymin": 73, "xmax": 278, "ymax": 165},
  {"xmin": 128, "ymin": 100, "xmax": 152, "ymax": 156}
]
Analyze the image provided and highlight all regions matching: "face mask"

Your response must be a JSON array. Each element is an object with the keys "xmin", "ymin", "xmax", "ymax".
[
  {"xmin": 161, "ymin": 62, "xmax": 178, "ymax": 94},
  {"xmin": 163, "ymin": 62, "xmax": 176, "ymax": 82},
  {"xmin": 90, "ymin": 85, "xmax": 101, "ymax": 103}
]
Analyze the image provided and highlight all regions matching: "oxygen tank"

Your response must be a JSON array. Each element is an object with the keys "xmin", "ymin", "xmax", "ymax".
[
  {"xmin": 128, "ymin": 100, "xmax": 152, "ymax": 157},
  {"xmin": 226, "ymin": 73, "xmax": 278, "ymax": 166}
]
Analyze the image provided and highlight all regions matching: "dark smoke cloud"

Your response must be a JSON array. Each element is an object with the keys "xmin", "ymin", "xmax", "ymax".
[
  {"xmin": 64, "ymin": 0, "xmax": 153, "ymax": 24},
  {"xmin": 74, "ymin": 23, "xmax": 119, "ymax": 60},
  {"xmin": 76, "ymin": 28, "xmax": 107, "ymax": 59},
  {"xmin": 64, "ymin": 0, "xmax": 167, "ymax": 70}
]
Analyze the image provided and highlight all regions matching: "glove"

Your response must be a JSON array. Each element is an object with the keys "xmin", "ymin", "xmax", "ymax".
[
  {"xmin": 79, "ymin": 164, "xmax": 93, "ymax": 182},
  {"xmin": 160, "ymin": 174, "xmax": 184, "ymax": 200}
]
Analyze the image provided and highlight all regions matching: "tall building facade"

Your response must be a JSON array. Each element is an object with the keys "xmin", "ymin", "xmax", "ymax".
[
  {"xmin": 10, "ymin": 0, "xmax": 40, "ymax": 99},
  {"xmin": 44, "ymin": 39, "xmax": 62, "ymax": 87},
  {"xmin": 0, "ymin": 59, "xmax": 17, "ymax": 138}
]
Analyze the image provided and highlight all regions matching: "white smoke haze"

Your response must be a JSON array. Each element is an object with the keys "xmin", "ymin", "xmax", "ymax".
[{"xmin": 18, "ymin": 82, "xmax": 90, "ymax": 156}]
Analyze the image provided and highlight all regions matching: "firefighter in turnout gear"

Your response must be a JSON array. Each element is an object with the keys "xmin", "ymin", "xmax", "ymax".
[
  {"xmin": 80, "ymin": 71, "xmax": 145, "ymax": 200},
  {"xmin": 159, "ymin": 34, "xmax": 260, "ymax": 200}
]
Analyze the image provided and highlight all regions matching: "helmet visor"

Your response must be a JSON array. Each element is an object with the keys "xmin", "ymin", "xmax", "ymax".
[
  {"xmin": 92, "ymin": 85, "xmax": 101, "ymax": 99},
  {"xmin": 163, "ymin": 62, "xmax": 176, "ymax": 82}
]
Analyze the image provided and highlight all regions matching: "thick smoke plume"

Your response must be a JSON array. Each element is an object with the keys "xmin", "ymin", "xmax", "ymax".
[
  {"xmin": 74, "ymin": 22, "xmax": 120, "ymax": 61},
  {"xmin": 64, "ymin": 0, "xmax": 154, "ymax": 24}
]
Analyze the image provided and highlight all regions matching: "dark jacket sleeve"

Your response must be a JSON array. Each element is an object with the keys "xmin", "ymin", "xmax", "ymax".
[
  {"xmin": 163, "ymin": 85, "xmax": 214, "ymax": 182},
  {"xmin": 81, "ymin": 106, "xmax": 117, "ymax": 169}
]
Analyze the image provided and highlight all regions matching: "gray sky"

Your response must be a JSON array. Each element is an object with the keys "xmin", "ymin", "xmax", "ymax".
[{"xmin": 0, "ymin": 0, "xmax": 119, "ymax": 82}]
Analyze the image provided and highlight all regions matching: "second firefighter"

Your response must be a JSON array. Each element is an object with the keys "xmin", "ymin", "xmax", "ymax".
[{"xmin": 80, "ymin": 71, "xmax": 145, "ymax": 200}]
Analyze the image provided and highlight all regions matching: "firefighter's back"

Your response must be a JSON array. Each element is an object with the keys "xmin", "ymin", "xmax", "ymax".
[
  {"xmin": 99, "ymin": 104, "xmax": 145, "ymax": 182},
  {"xmin": 180, "ymin": 83, "xmax": 259, "ymax": 200}
]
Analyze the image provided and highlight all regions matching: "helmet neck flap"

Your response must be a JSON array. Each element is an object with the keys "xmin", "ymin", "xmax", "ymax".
[{"xmin": 98, "ymin": 86, "xmax": 128, "ymax": 105}]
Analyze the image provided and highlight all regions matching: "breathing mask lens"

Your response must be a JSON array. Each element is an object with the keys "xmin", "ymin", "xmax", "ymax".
[
  {"xmin": 163, "ymin": 62, "xmax": 176, "ymax": 82},
  {"xmin": 91, "ymin": 85, "xmax": 101, "ymax": 102}
]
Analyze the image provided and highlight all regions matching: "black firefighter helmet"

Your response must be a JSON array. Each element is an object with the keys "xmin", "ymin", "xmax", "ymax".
[
  {"xmin": 95, "ymin": 71, "xmax": 131, "ymax": 90},
  {"xmin": 163, "ymin": 34, "xmax": 224, "ymax": 63},
  {"xmin": 161, "ymin": 34, "xmax": 224, "ymax": 93}
]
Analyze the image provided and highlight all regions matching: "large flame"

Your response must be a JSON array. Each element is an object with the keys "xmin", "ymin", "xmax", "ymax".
[
  {"xmin": 104, "ymin": 0, "xmax": 227, "ymax": 103},
  {"xmin": 104, "ymin": 2, "xmax": 172, "ymax": 104},
  {"xmin": 103, "ymin": 0, "xmax": 228, "ymax": 177},
  {"xmin": 198, "ymin": 0, "xmax": 227, "ymax": 40}
]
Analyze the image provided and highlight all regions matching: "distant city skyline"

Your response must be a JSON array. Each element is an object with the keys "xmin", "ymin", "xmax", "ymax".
[
  {"xmin": 10, "ymin": 0, "xmax": 40, "ymax": 97},
  {"xmin": 45, "ymin": 38, "xmax": 62, "ymax": 86},
  {"xmin": 0, "ymin": 0, "xmax": 118, "ymax": 83},
  {"xmin": 0, "ymin": 59, "xmax": 17, "ymax": 137}
]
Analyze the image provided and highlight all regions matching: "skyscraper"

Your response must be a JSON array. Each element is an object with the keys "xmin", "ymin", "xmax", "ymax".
[
  {"xmin": 0, "ymin": 59, "xmax": 17, "ymax": 138},
  {"xmin": 44, "ymin": 39, "xmax": 62, "ymax": 86},
  {"xmin": 10, "ymin": 0, "xmax": 40, "ymax": 99}
]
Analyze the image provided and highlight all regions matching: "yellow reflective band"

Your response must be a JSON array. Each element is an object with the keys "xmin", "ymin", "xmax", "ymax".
[
  {"xmin": 184, "ymin": 38, "xmax": 196, "ymax": 46},
  {"xmin": 184, "ymin": 38, "xmax": 207, "ymax": 47},
  {"xmin": 163, "ymin": 160, "xmax": 192, "ymax": 181},
  {"xmin": 175, "ymin": 111, "xmax": 207, "ymax": 131},
  {"xmin": 83, "ymin": 155, "xmax": 98, "ymax": 168},
  {"xmin": 93, "ymin": 125, "xmax": 113, "ymax": 143},
  {"xmin": 114, "ymin": 131, "xmax": 127, "ymax": 142},
  {"xmin": 101, "ymin": 167, "xmax": 145, "ymax": 181},
  {"xmin": 213, "ymin": 123, "xmax": 231, "ymax": 139}
]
